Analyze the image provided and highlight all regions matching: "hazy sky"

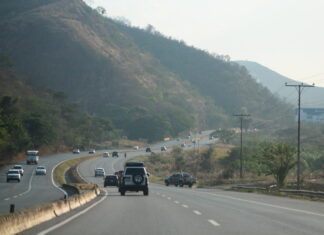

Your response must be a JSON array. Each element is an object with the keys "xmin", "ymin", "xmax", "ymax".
[{"xmin": 84, "ymin": 0, "xmax": 324, "ymax": 87}]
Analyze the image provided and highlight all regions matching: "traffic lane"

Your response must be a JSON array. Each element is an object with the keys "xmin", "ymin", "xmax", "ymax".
[
  {"xmin": 152, "ymin": 184, "xmax": 324, "ymax": 235},
  {"xmin": 43, "ymin": 187, "xmax": 218, "ymax": 235}
]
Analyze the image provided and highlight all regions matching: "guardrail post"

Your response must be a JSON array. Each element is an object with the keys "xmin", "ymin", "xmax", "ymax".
[{"xmin": 10, "ymin": 204, "xmax": 15, "ymax": 213}]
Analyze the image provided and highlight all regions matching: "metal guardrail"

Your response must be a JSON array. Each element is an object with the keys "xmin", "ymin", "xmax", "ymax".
[{"xmin": 231, "ymin": 185, "xmax": 324, "ymax": 197}]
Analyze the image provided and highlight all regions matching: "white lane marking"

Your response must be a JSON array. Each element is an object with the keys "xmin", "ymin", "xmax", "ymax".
[
  {"xmin": 182, "ymin": 204, "xmax": 189, "ymax": 208},
  {"xmin": 51, "ymin": 160, "xmax": 68, "ymax": 198},
  {"xmin": 13, "ymin": 195, "xmax": 18, "ymax": 198},
  {"xmin": 167, "ymin": 197, "xmax": 171, "ymax": 200},
  {"xmin": 193, "ymin": 210, "xmax": 202, "ymax": 215},
  {"xmin": 76, "ymin": 164, "xmax": 89, "ymax": 183},
  {"xmin": 19, "ymin": 171, "xmax": 35, "ymax": 196},
  {"xmin": 206, "ymin": 192, "xmax": 324, "ymax": 218},
  {"xmin": 174, "ymin": 200, "xmax": 179, "ymax": 204},
  {"xmin": 4, "ymin": 198, "xmax": 10, "ymax": 201},
  {"xmin": 38, "ymin": 189, "xmax": 108, "ymax": 235},
  {"xmin": 208, "ymin": 219, "xmax": 220, "ymax": 227}
]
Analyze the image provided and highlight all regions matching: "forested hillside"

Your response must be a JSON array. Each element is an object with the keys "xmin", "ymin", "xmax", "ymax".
[
  {"xmin": 0, "ymin": 0, "xmax": 294, "ymax": 147},
  {"xmin": 0, "ymin": 53, "xmax": 117, "ymax": 163}
]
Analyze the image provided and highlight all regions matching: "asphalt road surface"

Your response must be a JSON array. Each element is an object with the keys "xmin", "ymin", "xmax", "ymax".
[
  {"xmin": 0, "ymin": 131, "xmax": 214, "ymax": 213},
  {"xmin": 24, "ymin": 138, "xmax": 324, "ymax": 235}
]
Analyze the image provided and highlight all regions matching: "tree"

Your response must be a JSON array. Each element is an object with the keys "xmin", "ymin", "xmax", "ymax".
[
  {"xmin": 259, "ymin": 142, "xmax": 296, "ymax": 187},
  {"xmin": 213, "ymin": 129, "xmax": 236, "ymax": 144}
]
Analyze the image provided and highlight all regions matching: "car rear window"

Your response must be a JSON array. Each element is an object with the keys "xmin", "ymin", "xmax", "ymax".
[{"xmin": 125, "ymin": 168, "xmax": 145, "ymax": 175}]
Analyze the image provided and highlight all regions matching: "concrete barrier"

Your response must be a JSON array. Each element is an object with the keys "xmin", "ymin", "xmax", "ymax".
[{"xmin": 0, "ymin": 185, "xmax": 99, "ymax": 235}]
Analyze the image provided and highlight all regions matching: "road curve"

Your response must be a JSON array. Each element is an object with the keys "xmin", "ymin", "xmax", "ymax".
[{"xmin": 23, "ymin": 139, "xmax": 324, "ymax": 235}]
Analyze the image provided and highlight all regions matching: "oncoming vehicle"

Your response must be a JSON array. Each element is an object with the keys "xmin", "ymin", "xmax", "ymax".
[
  {"xmin": 165, "ymin": 172, "xmax": 196, "ymax": 187},
  {"xmin": 89, "ymin": 149, "xmax": 96, "ymax": 154},
  {"xmin": 112, "ymin": 151, "xmax": 119, "ymax": 158},
  {"xmin": 133, "ymin": 146, "xmax": 139, "ymax": 150},
  {"xmin": 119, "ymin": 162, "xmax": 149, "ymax": 196},
  {"xmin": 145, "ymin": 147, "xmax": 151, "ymax": 152},
  {"xmin": 35, "ymin": 166, "xmax": 47, "ymax": 175},
  {"xmin": 7, "ymin": 169, "xmax": 21, "ymax": 182},
  {"xmin": 13, "ymin": 165, "xmax": 24, "ymax": 176},
  {"xmin": 72, "ymin": 149, "xmax": 80, "ymax": 154},
  {"xmin": 95, "ymin": 168, "xmax": 105, "ymax": 177},
  {"xmin": 26, "ymin": 150, "xmax": 39, "ymax": 165},
  {"xmin": 104, "ymin": 175, "xmax": 118, "ymax": 187},
  {"xmin": 103, "ymin": 152, "xmax": 110, "ymax": 158},
  {"xmin": 161, "ymin": 146, "xmax": 167, "ymax": 151}
]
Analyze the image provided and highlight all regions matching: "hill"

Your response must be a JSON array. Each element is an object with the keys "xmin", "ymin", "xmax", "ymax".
[
  {"xmin": 0, "ymin": 0, "xmax": 294, "ymax": 141},
  {"xmin": 236, "ymin": 61, "xmax": 324, "ymax": 108},
  {"xmin": 0, "ymin": 53, "xmax": 118, "ymax": 163}
]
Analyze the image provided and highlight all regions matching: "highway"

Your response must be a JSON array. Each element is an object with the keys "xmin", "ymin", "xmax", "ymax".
[
  {"xmin": 0, "ymin": 131, "xmax": 213, "ymax": 213},
  {"xmin": 23, "ymin": 136, "xmax": 324, "ymax": 235}
]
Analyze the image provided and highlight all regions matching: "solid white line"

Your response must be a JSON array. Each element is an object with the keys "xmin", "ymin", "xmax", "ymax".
[
  {"xmin": 20, "ymin": 171, "xmax": 35, "ymax": 196},
  {"xmin": 206, "ymin": 192, "xmax": 324, "ymax": 217},
  {"xmin": 182, "ymin": 204, "xmax": 189, "ymax": 208},
  {"xmin": 208, "ymin": 219, "xmax": 220, "ymax": 226},
  {"xmin": 193, "ymin": 210, "xmax": 202, "ymax": 215},
  {"xmin": 37, "ymin": 189, "xmax": 108, "ymax": 235},
  {"xmin": 51, "ymin": 160, "xmax": 69, "ymax": 198},
  {"xmin": 76, "ymin": 164, "xmax": 88, "ymax": 183},
  {"xmin": 174, "ymin": 200, "xmax": 179, "ymax": 204}
]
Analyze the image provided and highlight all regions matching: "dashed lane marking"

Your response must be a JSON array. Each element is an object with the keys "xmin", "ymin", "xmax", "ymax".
[
  {"xmin": 4, "ymin": 198, "xmax": 10, "ymax": 201},
  {"xmin": 208, "ymin": 219, "xmax": 220, "ymax": 227},
  {"xmin": 174, "ymin": 200, "xmax": 179, "ymax": 204},
  {"xmin": 182, "ymin": 204, "xmax": 189, "ymax": 208},
  {"xmin": 193, "ymin": 210, "xmax": 202, "ymax": 215},
  {"xmin": 167, "ymin": 197, "xmax": 171, "ymax": 200}
]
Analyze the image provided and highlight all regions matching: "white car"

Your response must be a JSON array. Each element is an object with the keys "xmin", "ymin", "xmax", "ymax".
[
  {"xmin": 103, "ymin": 152, "xmax": 110, "ymax": 157},
  {"xmin": 72, "ymin": 149, "xmax": 80, "ymax": 154},
  {"xmin": 13, "ymin": 165, "xmax": 24, "ymax": 176},
  {"xmin": 89, "ymin": 149, "xmax": 96, "ymax": 154},
  {"xmin": 161, "ymin": 146, "xmax": 167, "ymax": 151},
  {"xmin": 95, "ymin": 168, "xmax": 105, "ymax": 177},
  {"xmin": 133, "ymin": 146, "xmax": 139, "ymax": 150},
  {"xmin": 35, "ymin": 166, "xmax": 47, "ymax": 175},
  {"xmin": 7, "ymin": 169, "xmax": 21, "ymax": 182}
]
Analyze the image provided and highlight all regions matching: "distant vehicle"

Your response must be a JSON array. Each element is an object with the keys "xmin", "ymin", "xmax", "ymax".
[
  {"xmin": 13, "ymin": 165, "xmax": 24, "ymax": 176},
  {"xmin": 95, "ymin": 168, "xmax": 105, "ymax": 177},
  {"xmin": 119, "ymin": 162, "xmax": 149, "ymax": 196},
  {"xmin": 112, "ymin": 151, "xmax": 119, "ymax": 157},
  {"xmin": 7, "ymin": 169, "xmax": 21, "ymax": 182},
  {"xmin": 192, "ymin": 140, "xmax": 196, "ymax": 144},
  {"xmin": 89, "ymin": 149, "xmax": 96, "ymax": 154},
  {"xmin": 181, "ymin": 143, "xmax": 186, "ymax": 148},
  {"xmin": 176, "ymin": 138, "xmax": 180, "ymax": 141},
  {"xmin": 103, "ymin": 152, "xmax": 110, "ymax": 158},
  {"xmin": 72, "ymin": 149, "xmax": 80, "ymax": 154},
  {"xmin": 35, "ymin": 166, "xmax": 47, "ymax": 175},
  {"xmin": 209, "ymin": 136, "xmax": 214, "ymax": 140},
  {"xmin": 165, "ymin": 172, "xmax": 196, "ymax": 188},
  {"xmin": 26, "ymin": 150, "xmax": 39, "ymax": 165},
  {"xmin": 161, "ymin": 146, "xmax": 167, "ymax": 151},
  {"xmin": 133, "ymin": 146, "xmax": 139, "ymax": 150},
  {"xmin": 104, "ymin": 175, "xmax": 118, "ymax": 187},
  {"xmin": 145, "ymin": 147, "xmax": 151, "ymax": 152}
]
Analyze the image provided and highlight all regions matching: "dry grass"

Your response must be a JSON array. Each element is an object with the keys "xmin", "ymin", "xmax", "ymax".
[{"xmin": 54, "ymin": 154, "xmax": 100, "ymax": 185}]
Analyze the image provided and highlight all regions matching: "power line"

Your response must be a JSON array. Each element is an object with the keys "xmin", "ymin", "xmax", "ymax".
[
  {"xmin": 233, "ymin": 114, "xmax": 251, "ymax": 179},
  {"xmin": 285, "ymin": 82, "xmax": 315, "ymax": 190}
]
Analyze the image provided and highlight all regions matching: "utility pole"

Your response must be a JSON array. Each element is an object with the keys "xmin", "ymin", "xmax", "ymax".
[
  {"xmin": 285, "ymin": 82, "xmax": 314, "ymax": 189},
  {"xmin": 233, "ymin": 114, "xmax": 251, "ymax": 178}
]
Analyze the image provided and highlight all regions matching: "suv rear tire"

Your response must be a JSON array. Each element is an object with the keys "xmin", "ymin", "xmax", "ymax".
[
  {"xmin": 120, "ymin": 191, "xmax": 125, "ymax": 196},
  {"xmin": 143, "ymin": 188, "xmax": 149, "ymax": 196}
]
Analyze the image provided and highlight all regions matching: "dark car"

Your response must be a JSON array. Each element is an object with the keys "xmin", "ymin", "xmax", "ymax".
[
  {"xmin": 112, "ymin": 151, "xmax": 119, "ymax": 157},
  {"xmin": 145, "ymin": 147, "xmax": 151, "ymax": 152},
  {"xmin": 104, "ymin": 175, "xmax": 118, "ymax": 187},
  {"xmin": 165, "ymin": 172, "xmax": 196, "ymax": 187}
]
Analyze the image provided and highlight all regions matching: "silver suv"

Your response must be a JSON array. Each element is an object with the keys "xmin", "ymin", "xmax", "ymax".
[{"xmin": 119, "ymin": 162, "xmax": 149, "ymax": 196}]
